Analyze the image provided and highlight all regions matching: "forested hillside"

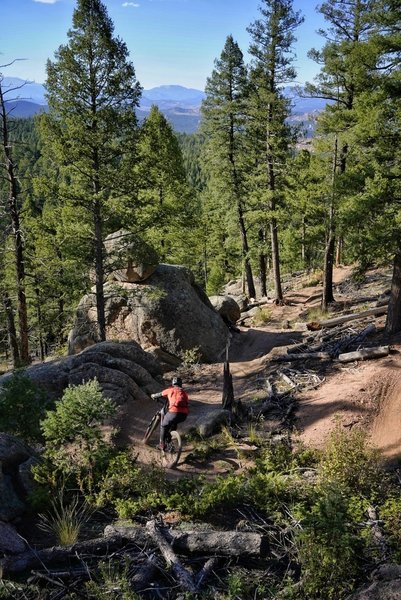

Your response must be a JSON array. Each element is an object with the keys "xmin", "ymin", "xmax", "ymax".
[{"xmin": 0, "ymin": 0, "xmax": 401, "ymax": 598}]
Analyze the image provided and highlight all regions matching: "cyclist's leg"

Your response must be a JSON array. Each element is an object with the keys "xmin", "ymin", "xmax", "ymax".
[{"xmin": 160, "ymin": 412, "xmax": 186, "ymax": 448}]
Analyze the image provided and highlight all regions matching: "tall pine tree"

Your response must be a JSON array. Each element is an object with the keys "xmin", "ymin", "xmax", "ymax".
[
  {"xmin": 42, "ymin": 0, "xmax": 141, "ymax": 342},
  {"xmin": 201, "ymin": 35, "xmax": 256, "ymax": 299},
  {"xmin": 247, "ymin": 0, "xmax": 303, "ymax": 302}
]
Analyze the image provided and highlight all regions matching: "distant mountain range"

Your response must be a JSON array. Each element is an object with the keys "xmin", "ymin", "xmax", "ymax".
[{"xmin": 1, "ymin": 78, "xmax": 327, "ymax": 134}]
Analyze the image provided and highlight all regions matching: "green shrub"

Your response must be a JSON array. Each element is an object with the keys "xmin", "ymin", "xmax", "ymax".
[
  {"xmin": 38, "ymin": 380, "xmax": 117, "ymax": 494},
  {"xmin": 380, "ymin": 496, "xmax": 401, "ymax": 561},
  {"xmin": 95, "ymin": 452, "xmax": 167, "ymax": 517},
  {"xmin": 0, "ymin": 370, "xmax": 48, "ymax": 443},
  {"xmin": 296, "ymin": 483, "xmax": 361, "ymax": 599},
  {"xmin": 318, "ymin": 425, "xmax": 384, "ymax": 498}
]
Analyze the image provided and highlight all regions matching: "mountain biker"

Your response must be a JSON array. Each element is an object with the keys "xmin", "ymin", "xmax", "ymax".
[{"xmin": 151, "ymin": 376, "xmax": 189, "ymax": 451}]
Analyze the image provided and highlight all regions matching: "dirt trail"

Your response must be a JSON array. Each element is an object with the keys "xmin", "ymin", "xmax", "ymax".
[{"xmin": 118, "ymin": 265, "xmax": 401, "ymax": 467}]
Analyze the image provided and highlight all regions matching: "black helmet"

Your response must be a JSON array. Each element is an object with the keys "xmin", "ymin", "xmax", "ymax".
[{"xmin": 172, "ymin": 376, "xmax": 182, "ymax": 387}]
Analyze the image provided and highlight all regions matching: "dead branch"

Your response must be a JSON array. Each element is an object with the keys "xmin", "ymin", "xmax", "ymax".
[
  {"xmin": 309, "ymin": 305, "xmax": 387, "ymax": 329},
  {"xmin": 145, "ymin": 520, "xmax": 197, "ymax": 594},
  {"xmin": 271, "ymin": 352, "xmax": 331, "ymax": 362},
  {"xmin": 195, "ymin": 557, "xmax": 220, "ymax": 590}
]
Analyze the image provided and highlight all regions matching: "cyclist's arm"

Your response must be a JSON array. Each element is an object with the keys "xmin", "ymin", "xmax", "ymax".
[{"xmin": 151, "ymin": 391, "xmax": 165, "ymax": 400}]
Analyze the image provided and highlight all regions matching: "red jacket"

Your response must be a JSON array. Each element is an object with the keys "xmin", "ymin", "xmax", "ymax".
[{"xmin": 162, "ymin": 386, "xmax": 189, "ymax": 414}]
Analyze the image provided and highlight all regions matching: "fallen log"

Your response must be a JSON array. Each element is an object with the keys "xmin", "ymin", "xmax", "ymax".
[
  {"xmin": 271, "ymin": 352, "xmax": 331, "ymax": 362},
  {"xmin": 309, "ymin": 305, "xmax": 387, "ymax": 329},
  {"xmin": 337, "ymin": 345, "xmax": 390, "ymax": 363},
  {"xmin": 1, "ymin": 535, "xmax": 128, "ymax": 576},
  {"xmin": 146, "ymin": 520, "xmax": 197, "ymax": 594},
  {"xmin": 105, "ymin": 525, "xmax": 265, "ymax": 557},
  {"xmin": 304, "ymin": 291, "xmax": 322, "ymax": 304}
]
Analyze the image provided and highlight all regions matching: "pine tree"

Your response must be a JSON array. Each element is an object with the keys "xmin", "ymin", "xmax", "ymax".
[
  {"xmin": 305, "ymin": 0, "xmax": 377, "ymax": 309},
  {"xmin": 201, "ymin": 35, "xmax": 256, "ymax": 299},
  {"xmin": 247, "ymin": 0, "xmax": 303, "ymax": 302},
  {"xmin": 134, "ymin": 106, "xmax": 196, "ymax": 265},
  {"xmin": 42, "ymin": 0, "xmax": 141, "ymax": 342}
]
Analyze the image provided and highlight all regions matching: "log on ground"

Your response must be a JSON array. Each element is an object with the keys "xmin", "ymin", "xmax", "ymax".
[
  {"xmin": 337, "ymin": 346, "xmax": 390, "ymax": 363},
  {"xmin": 105, "ymin": 525, "xmax": 266, "ymax": 557}
]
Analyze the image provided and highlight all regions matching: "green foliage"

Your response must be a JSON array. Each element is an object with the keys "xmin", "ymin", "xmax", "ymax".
[
  {"xmin": 318, "ymin": 425, "xmax": 384, "ymax": 498},
  {"xmin": 38, "ymin": 380, "xmax": 116, "ymax": 493},
  {"xmin": 38, "ymin": 490, "xmax": 92, "ymax": 546},
  {"xmin": 296, "ymin": 482, "xmax": 360, "ymax": 599},
  {"xmin": 380, "ymin": 496, "xmax": 401, "ymax": 562},
  {"xmin": 0, "ymin": 370, "xmax": 48, "ymax": 442},
  {"xmin": 84, "ymin": 560, "xmax": 139, "ymax": 599},
  {"xmin": 94, "ymin": 451, "xmax": 167, "ymax": 517},
  {"xmin": 180, "ymin": 345, "xmax": 201, "ymax": 366}
]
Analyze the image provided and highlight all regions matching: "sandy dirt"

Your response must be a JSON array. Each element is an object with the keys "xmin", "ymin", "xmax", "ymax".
[{"xmin": 118, "ymin": 265, "xmax": 401, "ymax": 469}]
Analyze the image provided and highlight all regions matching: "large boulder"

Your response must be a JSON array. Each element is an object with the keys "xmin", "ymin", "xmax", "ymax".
[
  {"xmin": 68, "ymin": 264, "xmax": 229, "ymax": 361},
  {"xmin": 209, "ymin": 295, "xmax": 241, "ymax": 326},
  {"xmin": 0, "ymin": 341, "xmax": 163, "ymax": 407},
  {"xmin": 0, "ymin": 522, "xmax": 27, "ymax": 553},
  {"xmin": 352, "ymin": 564, "xmax": 401, "ymax": 599},
  {"xmin": 0, "ymin": 434, "xmax": 37, "ymax": 522},
  {"xmin": 104, "ymin": 229, "xmax": 159, "ymax": 283}
]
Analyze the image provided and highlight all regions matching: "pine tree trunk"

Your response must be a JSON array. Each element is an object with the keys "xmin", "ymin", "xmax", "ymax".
[
  {"xmin": 237, "ymin": 207, "xmax": 256, "ymax": 299},
  {"xmin": 322, "ymin": 136, "xmax": 338, "ymax": 310},
  {"xmin": 386, "ymin": 244, "xmax": 401, "ymax": 334},
  {"xmin": 0, "ymin": 82, "xmax": 30, "ymax": 364},
  {"xmin": 259, "ymin": 228, "xmax": 268, "ymax": 297},
  {"xmin": 270, "ymin": 215, "xmax": 283, "ymax": 303},
  {"xmin": 35, "ymin": 286, "xmax": 45, "ymax": 361},
  {"xmin": 322, "ymin": 233, "xmax": 335, "ymax": 310},
  {"xmin": 2, "ymin": 291, "xmax": 20, "ymax": 368},
  {"xmin": 301, "ymin": 215, "xmax": 306, "ymax": 265},
  {"xmin": 93, "ymin": 196, "xmax": 106, "ymax": 342},
  {"xmin": 335, "ymin": 236, "xmax": 343, "ymax": 267}
]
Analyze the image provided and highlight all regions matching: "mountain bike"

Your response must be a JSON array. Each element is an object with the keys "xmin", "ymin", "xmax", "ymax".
[{"xmin": 143, "ymin": 398, "xmax": 182, "ymax": 468}]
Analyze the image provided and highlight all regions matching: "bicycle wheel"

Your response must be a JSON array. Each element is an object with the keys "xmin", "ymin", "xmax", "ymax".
[
  {"xmin": 143, "ymin": 412, "xmax": 161, "ymax": 445},
  {"xmin": 161, "ymin": 430, "xmax": 182, "ymax": 468}
]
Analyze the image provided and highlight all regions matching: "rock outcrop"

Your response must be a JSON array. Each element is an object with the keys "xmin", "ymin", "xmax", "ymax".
[
  {"xmin": 103, "ymin": 230, "xmax": 159, "ymax": 284},
  {"xmin": 68, "ymin": 264, "xmax": 229, "ymax": 361},
  {"xmin": 0, "ymin": 341, "xmax": 163, "ymax": 406},
  {"xmin": 209, "ymin": 295, "xmax": 241, "ymax": 326},
  {"xmin": 0, "ymin": 434, "xmax": 37, "ymax": 523}
]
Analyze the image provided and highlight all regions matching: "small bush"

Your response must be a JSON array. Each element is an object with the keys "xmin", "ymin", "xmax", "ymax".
[
  {"xmin": 253, "ymin": 307, "xmax": 272, "ymax": 325},
  {"xmin": 38, "ymin": 379, "xmax": 117, "ymax": 493},
  {"xmin": 84, "ymin": 559, "xmax": 139, "ymax": 599},
  {"xmin": 38, "ymin": 491, "xmax": 92, "ymax": 546},
  {"xmin": 0, "ymin": 370, "xmax": 48, "ymax": 443},
  {"xmin": 380, "ymin": 496, "xmax": 401, "ymax": 561},
  {"xmin": 95, "ymin": 452, "xmax": 167, "ymax": 517},
  {"xmin": 318, "ymin": 425, "xmax": 384, "ymax": 498},
  {"xmin": 297, "ymin": 483, "xmax": 361, "ymax": 599}
]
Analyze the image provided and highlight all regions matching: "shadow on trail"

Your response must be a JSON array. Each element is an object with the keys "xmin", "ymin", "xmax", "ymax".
[{"xmin": 228, "ymin": 328, "xmax": 304, "ymax": 363}]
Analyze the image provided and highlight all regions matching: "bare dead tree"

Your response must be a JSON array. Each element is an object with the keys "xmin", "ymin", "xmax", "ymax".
[{"xmin": 0, "ymin": 63, "xmax": 30, "ymax": 365}]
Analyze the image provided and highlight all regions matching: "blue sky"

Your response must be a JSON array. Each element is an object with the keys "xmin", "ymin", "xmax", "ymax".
[{"xmin": 1, "ymin": 0, "xmax": 326, "ymax": 90}]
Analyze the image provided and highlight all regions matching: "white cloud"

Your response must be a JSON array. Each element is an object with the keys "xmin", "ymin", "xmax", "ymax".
[
  {"xmin": 122, "ymin": 2, "xmax": 140, "ymax": 6},
  {"xmin": 33, "ymin": 0, "xmax": 59, "ymax": 4}
]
